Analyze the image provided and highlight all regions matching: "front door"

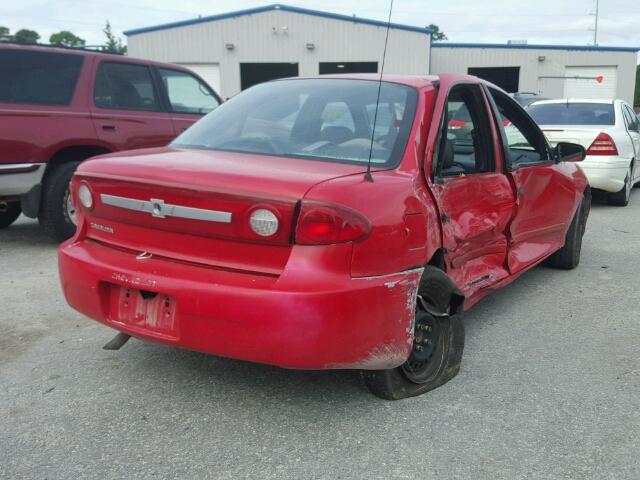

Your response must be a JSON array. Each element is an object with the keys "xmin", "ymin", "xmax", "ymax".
[
  {"xmin": 90, "ymin": 60, "xmax": 176, "ymax": 151},
  {"xmin": 485, "ymin": 86, "xmax": 580, "ymax": 273},
  {"xmin": 429, "ymin": 84, "xmax": 514, "ymax": 297}
]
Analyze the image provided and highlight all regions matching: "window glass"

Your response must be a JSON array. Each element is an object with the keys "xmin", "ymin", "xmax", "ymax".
[
  {"xmin": 437, "ymin": 86, "xmax": 494, "ymax": 176},
  {"xmin": 622, "ymin": 105, "xmax": 638, "ymax": 132},
  {"xmin": 489, "ymin": 88, "xmax": 548, "ymax": 167},
  {"xmin": 0, "ymin": 50, "xmax": 83, "ymax": 106},
  {"xmin": 527, "ymin": 102, "xmax": 615, "ymax": 126},
  {"xmin": 173, "ymin": 79, "xmax": 417, "ymax": 167},
  {"xmin": 94, "ymin": 62, "xmax": 159, "ymax": 111},
  {"xmin": 159, "ymin": 68, "xmax": 219, "ymax": 115}
]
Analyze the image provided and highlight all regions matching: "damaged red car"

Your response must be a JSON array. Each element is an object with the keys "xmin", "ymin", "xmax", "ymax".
[{"xmin": 59, "ymin": 74, "xmax": 590, "ymax": 400}]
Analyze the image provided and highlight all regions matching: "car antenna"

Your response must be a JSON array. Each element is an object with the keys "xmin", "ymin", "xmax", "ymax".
[{"xmin": 364, "ymin": 0, "xmax": 394, "ymax": 183}]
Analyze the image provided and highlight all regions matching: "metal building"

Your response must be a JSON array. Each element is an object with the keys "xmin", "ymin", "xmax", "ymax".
[
  {"xmin": 431, "ymin": 43, "xmax": 639, "ymax": 104},
  {"xmin": 125, "ymin": 4, "xmax": 432, "ymax": 98}
]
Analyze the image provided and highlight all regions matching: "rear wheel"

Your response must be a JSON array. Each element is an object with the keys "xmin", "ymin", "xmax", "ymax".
[
  {"xmin": 608, "ymin": 168, "xmax": 632, "ymax": 206},
  {"xmin": 0, "ymin": 201, "xmax": 21, "ymax": 229},
  {"xmin": 362, "ymin": 267, "xmax": 465, "ymax": 400},
  {"xmin": 39, "ymin": 161, "xmax": 80, "ymax": 242}
]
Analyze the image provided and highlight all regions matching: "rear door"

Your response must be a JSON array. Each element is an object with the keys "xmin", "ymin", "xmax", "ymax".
[
  {"xmin": 155, "ymin": 67, "xmax": 221, "ymax": 135},
  {"xmin": 486, "ymin": 87, "xmax": 580, "ymax": 273},
  {"xmin": 621, "ymin": 103, "xmax": 640, "ymax": 158},
  {"xmin": 90, "ymin": 60, "xmax": 175, "ymax": 150},
  {"xmin": 429, "ymin": 83, "xmax": 514, "ymax": 296}
]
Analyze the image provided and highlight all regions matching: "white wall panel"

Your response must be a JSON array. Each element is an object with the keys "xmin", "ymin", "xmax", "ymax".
[{"xmin": 128, "ymin": 9, "xmax": 430, "ymax": 97}]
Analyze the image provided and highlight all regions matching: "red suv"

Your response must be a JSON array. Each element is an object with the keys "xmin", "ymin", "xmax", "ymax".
[
  {"xmin": 0, "ymin": 43, "xmax": 221, "ymax": 240},
  {"xmin": 59, "ymin": 75, "xmax": 590, "ymax": 400}
]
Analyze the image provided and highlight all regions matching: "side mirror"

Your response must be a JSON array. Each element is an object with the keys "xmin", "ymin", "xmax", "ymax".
[{"xmin": 555, "ymin": 142, "xmax": 586, "ymax": 162}]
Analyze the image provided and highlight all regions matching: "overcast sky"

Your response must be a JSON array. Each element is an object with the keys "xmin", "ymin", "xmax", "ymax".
[{"xmin": 1, "ymin": 0, "xmax": 638, "ymax": 48}]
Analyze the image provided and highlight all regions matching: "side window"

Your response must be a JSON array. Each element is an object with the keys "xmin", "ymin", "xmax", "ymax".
[
  {"xmin": 158, "ymin": 68, "xmax": 220, "ymax": 115},
  {"xmin": 0, "ymin": 50, "xmax": 84, "ymax": 106},
  {"xmin": 488, "ymin": 88, "xmax": 549, "ymax": 168},
  {"xmin": 622, "ymin": 105, "xmax": 638, "ymax": 132},
  {"xmin": 436, "ymin": 85, "xmax": 494, "ymax": 177},
  {"xmin": 94, "ymin": 62, "xmax": 160, "ymax": 112}
]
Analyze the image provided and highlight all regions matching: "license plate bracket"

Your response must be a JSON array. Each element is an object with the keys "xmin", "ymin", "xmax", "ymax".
[{"xmin": 108, "ymin": 285, "xmax": 178, "ymax": 338}]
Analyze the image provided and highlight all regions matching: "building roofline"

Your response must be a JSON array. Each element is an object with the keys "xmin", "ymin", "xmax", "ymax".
[
  {"xmin": 124, "ymin": 4, "xmax": 432, "ymax": 37},
  {"xmin": 431, "ymin": 42, "xmax": 639, "ymax": 53}
]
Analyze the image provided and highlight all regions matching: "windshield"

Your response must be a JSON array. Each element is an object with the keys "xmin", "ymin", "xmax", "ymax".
[
  {"xmin": 527, "ymin": 102, "xmax": 615, "ymax": 126},
  {"xmin": 172, "ymin": 79, "xmax": 418, "ymax": 167}
]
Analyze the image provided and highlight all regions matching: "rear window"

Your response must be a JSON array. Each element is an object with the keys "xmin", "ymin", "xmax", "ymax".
[
  {"xmin": 527, "ymin": 102, "xmax": 615, "ymax": 126},
  {"xmin": 172, "ymin": 79, "xmax": 417, "ymax": 168},
  {"xmin": 0, "ymin": 49, "xmax": 84, "ymax": 106}
]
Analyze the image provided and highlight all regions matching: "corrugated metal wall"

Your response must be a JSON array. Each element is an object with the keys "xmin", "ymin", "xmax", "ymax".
[
  {"xmin": 431, "ymin": 46, "xmax": 638, "ymax": 104},
  {"xmin": 128, "ymin": 10, "xmax": 430, "ymax": 97}
]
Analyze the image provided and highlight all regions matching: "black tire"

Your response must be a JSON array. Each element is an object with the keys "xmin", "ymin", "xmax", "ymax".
[
  {"xmin": 39, "ymin": 161, "xmax": 80, "ymax": 242},
  {"xmin": 0, "ymin": 201, "xmax": 21, "ymax": 229},
  {"xmin": 608, "ymin": 169, "xmax": 632, "ymax": 206},
  {"xmin": 547, "ymin": 196, "xmax": 588, "ymax": 270},
  {"xmin": 362, "ymin": 267, "xmax": 465, "ymax": 400}
]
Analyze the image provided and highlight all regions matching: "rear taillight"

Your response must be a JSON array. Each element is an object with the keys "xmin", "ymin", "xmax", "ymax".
[
  {"xmin": 248, "ymin": 208, "xmax": 279, "ymax": 237},
  {"xmin": 295, "ymin": 202, "xmax": 371, "ymax": 245},
  {"xmin": 586, "ymin": 132, "xmax": 618, "ymax": 156},
  {"xmin": 78, "ymin": 182, "xmax": 94, "ymax": 210}
]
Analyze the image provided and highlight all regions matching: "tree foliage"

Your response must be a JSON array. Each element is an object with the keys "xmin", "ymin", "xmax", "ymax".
[
  {"xmin": 50, "ymin": 30, "xmax": 86, "ymax": 48},
  {"xmin": 428, "ymin": 24, "xmax": 447, "ymax": 41},
  {"xmin": 0, "ymin": 26, "xmax": 10, "ymax": 39},
  {"xmin": 102, "ymin": 21, "xmax": 127, "ymax": 54},
  {"xmin": 13, "ymin": 29, "xmax": 40, "ymax": 44},
  {"xmin": 635, "ymin": 65, "xmax": 640, "ymax": 107}
]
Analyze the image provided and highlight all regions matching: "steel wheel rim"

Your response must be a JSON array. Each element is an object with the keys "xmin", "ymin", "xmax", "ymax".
[
  {"xmin": 401, "ymin": 306, "xmax": 444, "ymax": 384},
  {"xmin": 65, "ymin": 188, "xmax": 77, "ymax": 226}
]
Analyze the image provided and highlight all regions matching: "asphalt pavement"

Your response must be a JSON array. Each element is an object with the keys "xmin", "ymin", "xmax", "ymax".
[{"xmin": 1, "ymin": 191, "xmax": 639, "ymax": 479}]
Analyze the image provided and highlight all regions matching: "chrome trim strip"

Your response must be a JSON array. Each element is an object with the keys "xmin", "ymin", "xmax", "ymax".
[
  {"xmin": 100, "ymin": 194, "xmax": 233, "ymax": 223},
  {"xmin": 0, "ymin": 163, "xmax": 43, "ymax": 172}
]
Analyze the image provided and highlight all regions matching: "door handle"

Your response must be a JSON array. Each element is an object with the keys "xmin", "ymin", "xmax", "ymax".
[{"xmin": 101, "ymin": 124, "xmax": 117, "ymax": 131}]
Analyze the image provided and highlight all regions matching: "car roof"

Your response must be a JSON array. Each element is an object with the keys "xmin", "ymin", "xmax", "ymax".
[
  {"xmin": 275, "ymin": 73, "xmax": 502, "ymax": 90},
  {"xmin": 0, "ymin": 42, "xmax": 195, "ymax": 73},
  {"xmin": 530, "ymin": 98, "xmax": 616, "ymax": 105}
]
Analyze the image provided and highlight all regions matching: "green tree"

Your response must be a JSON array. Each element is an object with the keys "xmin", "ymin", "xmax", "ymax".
[
  {"xmin": 635, "ymin": 64, "xmax": 640, "ymax": 107},
  {"xmin": 49, "ymin": 30, "xmax": 85, "ymax": 47},
  {"xmin": 0, "ymin": 26, "xmax": 10, "ymax": 40},
  {"xmin": 14, "ymin": 28, "xmax": 40, "ymax": 44},
  {"xmin": 428, "ymin": 23, "xmax": 447, "ymax": 41},
  {"xmin": 102, "ymin": 21, "xmax": 127, "ymax": 54}
]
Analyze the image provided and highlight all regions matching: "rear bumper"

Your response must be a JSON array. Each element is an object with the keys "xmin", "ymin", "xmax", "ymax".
[
  {"xmin": 579, "ymin": 156, "xmax": 630, "ymax": 193},
  {"xmin": 58, "ymin": 239, "xmax": 421, "ymax": 370},
  {"xmin": 0, "ymin": 163, "xmax": 45, "ymax": 197}
]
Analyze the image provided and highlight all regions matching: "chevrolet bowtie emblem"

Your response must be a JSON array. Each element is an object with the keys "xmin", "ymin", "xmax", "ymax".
[{"xmin": 150, "ymin": 198, "xmax": 166, "ymax": 218}]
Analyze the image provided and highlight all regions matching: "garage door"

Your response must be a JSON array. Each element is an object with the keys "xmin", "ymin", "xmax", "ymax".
[
  {"xmin": 564, "ymin": 66, "xmax": 617, "ymax": 100},
  {"xmin": 177, "ymin": 63, "xmax": 221, "ymax": 95}
]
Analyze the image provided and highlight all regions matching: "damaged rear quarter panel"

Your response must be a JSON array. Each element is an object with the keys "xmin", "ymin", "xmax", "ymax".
[{"xmin": 330, "ymin": 267, "xmax": 423, "ymax": 370}]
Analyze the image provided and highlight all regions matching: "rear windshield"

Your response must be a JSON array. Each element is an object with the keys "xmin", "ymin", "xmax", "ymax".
[
  {"xmin": 527, "ymin": 102, "xmax": 615, "ymax": 126},
  {"xmin": 172, "ymin": 78, "xmax": 418, "ymax": 167},
  {"xmin": 0, "ymin": 49, "xmax": 84, "ymax": 106}
]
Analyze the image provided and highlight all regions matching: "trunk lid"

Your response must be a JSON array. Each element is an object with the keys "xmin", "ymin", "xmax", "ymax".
[
  {"xmin": 539, "ymin": 126, "xmax": 606, "ymax": 149},
  {"xmin": 76, "ymin": 147, "xmax": 365, "ymax": 276}
]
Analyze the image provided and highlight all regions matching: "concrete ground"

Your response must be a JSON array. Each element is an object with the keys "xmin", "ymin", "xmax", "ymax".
[{"xmin": 1, "ymin": 192, "xmax": 639, "ymax": 480}]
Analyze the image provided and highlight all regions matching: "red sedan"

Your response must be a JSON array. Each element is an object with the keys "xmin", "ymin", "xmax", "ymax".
[{"xmin": 59, "ymin": 74, "xmax": 590, "ymax": 400}]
